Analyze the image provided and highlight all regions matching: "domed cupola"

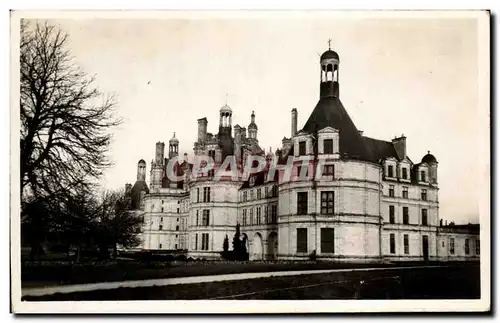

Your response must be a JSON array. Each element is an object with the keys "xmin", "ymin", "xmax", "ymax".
[
  {"xmin": 320, "ymin": 40, "xmax": 340, "ymax": 99},
  {"xmin": 321, "ymin": 49, "xmax": 340, "ymax": 61},
  {"xmin": 169, "ymin": 132, "xmax": 179, "ymax": 158},
  {"xmin": 219, "ymin": 103, "xmax": 232, "ymax": 132},
  {"xmin": 422, "ymin": 151, "xmax": 438, "ymax": 164}
]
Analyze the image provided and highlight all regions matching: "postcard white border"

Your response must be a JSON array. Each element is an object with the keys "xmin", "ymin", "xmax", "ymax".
[{"xmin": 10, "ymin": 9, "xmax": 491, "ymax": 314}]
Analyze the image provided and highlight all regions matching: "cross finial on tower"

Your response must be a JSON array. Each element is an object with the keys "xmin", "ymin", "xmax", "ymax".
[
  {"xmin": 328, "ymin": 38, "xmax": 332, "ymax": 50},
  {"xmin": 173, "ymin": 132, "xmax": 176, "ymax": 138},
  {"xmin": 225, "ymin": 93, "xmax": 228, "ymax": 105},
  {"xmin": 428, "ymin": 150, "xmax": 430, "ymax": 154}
]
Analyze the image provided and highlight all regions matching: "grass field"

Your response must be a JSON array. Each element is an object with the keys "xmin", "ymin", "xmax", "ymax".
[{"xmin": 22, "ymin": 263, "xmax": 480, "ymax": 301}]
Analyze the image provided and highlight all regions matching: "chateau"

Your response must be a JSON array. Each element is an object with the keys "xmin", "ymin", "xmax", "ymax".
[{"xmin": 124, "ymin": 47, "xmax": 479, "ymax": 262}]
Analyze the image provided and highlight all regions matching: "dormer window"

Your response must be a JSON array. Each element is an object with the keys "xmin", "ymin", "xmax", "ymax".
[
  {"xmin": 402, "ymin": 168, "xmax": 408, "ymax": 179},
  {"xmin": 324, "ymin": 139, "xmax": 333, "ymax": 154},
  {"xmin": 388, "ymin": 165, "xmax": 394, "ymax": 178},
  {"xmin": 299, "ymin": 141, "xmax": 306, "ymax": 156},
  {"xmin": 420, "ymin": 170, "xmax": 426, "ymax": 182}
]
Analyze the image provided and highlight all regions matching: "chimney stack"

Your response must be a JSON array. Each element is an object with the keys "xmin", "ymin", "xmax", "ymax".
[
  {"xmin": 197, "ymin": 117, "xmax": 208, "ymax": 143},
  {"xmin": 291, "ymin": 109, "xmax": 297, "ymax": 137},
  {"xmin": 392, "ymin": 135, "xmax": 407, "ymax": 160}
]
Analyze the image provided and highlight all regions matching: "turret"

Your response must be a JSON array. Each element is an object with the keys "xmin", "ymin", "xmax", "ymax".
[
  {"xmin": 169, "ymin": 132, "xmax": 179, "ymax": 158},
  {"xmin": 137, "ymin": 159, "xmax": 146, "ymax": 181},
  {"xmin": 248, "ymin": 111, "xmax": 258, "ymax": 141},
  {"xmin": 320, "ymin": 40, "xmax": 340, "ymax": 99}
]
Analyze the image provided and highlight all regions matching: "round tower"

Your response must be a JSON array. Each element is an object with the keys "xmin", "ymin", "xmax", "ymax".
[
  {"xmin": 169, "ymin": 132, "xmax": 179, "ymax": 158},
  {"xmin": 320, "ymin": 41, "xmax": 340, "ymax": 99},
  {"xmin": 137, "ymin": 159, "xmax": 146, "ymax": 181}
]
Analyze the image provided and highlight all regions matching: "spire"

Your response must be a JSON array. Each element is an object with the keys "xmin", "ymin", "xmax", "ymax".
[{"xmin": 328, "ymin": 38, "xmax": 332, "ymax": 50}]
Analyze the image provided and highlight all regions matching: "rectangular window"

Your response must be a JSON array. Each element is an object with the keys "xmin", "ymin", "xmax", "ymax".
[
  {"xmin": 390, "ymin": 233, "xmax": 396, "ymax": 254},
  {"xmin": 389, "ymin": 205, "xmax": 395, "ymax": 224},
  {"xmin": 203, "ymin": 187, "xmax": 211, "ymax": 202},
  {"xmin": 250, "ymin": 208, "xmax": 254, "ymax": 225},
  {"xmin": 195, "ymin": 234, "xmax": 198, "ymax": 250},
  {"xmin": 421, "ymin": 170, "xmax": 426, "ymax": 182},
  {"xmin": 243, "ymin": 191, "xmax": 247, "ymax": 202},
  {"xmin": 324, "ymin": 139, "xmax": 333, "ymax": 154},
  {"xmin": 465, "ymin": 239, "xmax": 470, "ymax": 255},
  {"xmin": 421, "ymin": 189, "xmax": 427, "ymax": 201},
  {"xmin": 250, "ymin": 190, "xmax": 254, "ymax": 200},
  {"xmin": 201, "ymin": 233, "xmax": 209, "ymax": 251},
  {"xmin": 257, "ymin": 188, "xmax": 261, "ymax": 199},
  {"xmin": 177, "ymin": 208, "xmax": 179, "ymax": 214},
  {"xmin": 421, "ymin": 209, "xmax": 428, "ymax": 226},
  {"xmin": 197, "ymin": 188, "xmax": 200, "ymax": 202},
  {"xmin": 264, "ymin": 206, "xmax": 269, "ymax": 224},
  {"xmin": 403, "ymin": 207, "xmax": 409, "ymax": 224},
  {"xmin": 389, "ymin": 185, "xmax": 395, "ymax": 197},
  {"xmin": 271, "ymin": 204, "xmax": 278, "ymax": 224},
  {"xmin": 388, "ymin": 165, "xmax": 394, "ymax": 178},
  {"xmin": 161, "ymin": 207, "xmax": 164, "ymax": 213},
  {"xmin": 265, "ymin": 187, "xmax": 269, "ymax": 198},
  {"xmin": 160, "ymin": 217, "xmax": 163, "ymax": 223},
  {"xmin": 403, "ymin": 234, "xmax": 409, "ymax": 254},
  {"xmin": 402, "ymin": 168, "xmax": 408, "ymax": 179},
  {"xmin": 299, "ymin": 141, "xmax": 306, "ymax": 155},
  {"xmin": 256, "ymin": 207, "xmax": 261, "ymax": 225},
  {"xmin": 297, "ymin": 192, "xmax": 308, "ymax": 214},
  {"xmin": 296, "ymin": 228, "xmax": 308, "ymax": 253},
  {"xmin": 450, "ymin": 238, "xmax": 455, "ymax": 255},
  {"xmin": 476, "ymin": 239, "xmax": 480, "ymax": 255},
  {"xmin": 242, "ymin": 209, "xmax": 247, "ymax": 226},
  {"xmin": 321, "ymin": 191, "xmax": 334, "ymax": 215},
  {"xmin": 402, "ymin": 187, "xmax": 408, "ymax": 199},
  {"xmin": 158, "ymin": 224, "xmax": 163, "ymax": 231},
  {"xmin": 202, "ymin": 210, "xmax": 210, "ymax": 226},
  {"xmin": 323, "ymin": 165, "xmax": 334, "ymax": 176},
  {"xmin": 159, "ymin": 243, "xmax": 162, "ymax": 249},
  {"xmin": 321, "ymin": 228, "xmax": 335, "ymax": 253},
  {"xmin": 196, "ymin": 210, "xmax": 199, "ymax": 226},
  {"xmin": 272, "ymin": 185, "xmax": 278, "ymax": 197}
]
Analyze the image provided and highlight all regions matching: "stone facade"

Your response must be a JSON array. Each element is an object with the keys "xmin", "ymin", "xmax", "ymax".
[{"xmin": 124, "ymin": 47, "xmax": 479, "ymax": 263}]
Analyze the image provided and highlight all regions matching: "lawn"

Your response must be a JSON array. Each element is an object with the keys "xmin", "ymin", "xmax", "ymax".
[{"xmin": 22, "ymin": 263, "xmax": 480, "ymax": 301}]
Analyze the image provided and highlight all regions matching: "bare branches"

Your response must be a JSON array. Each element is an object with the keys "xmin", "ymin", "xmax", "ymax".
[{"xmin": 20, "ymin": 21, "xmax": 122, "ymax": 204}]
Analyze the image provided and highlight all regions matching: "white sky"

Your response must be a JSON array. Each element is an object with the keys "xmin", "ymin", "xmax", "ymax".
[{"xmin": 45, "ymin": 13, "xmax": 483, "ymax": 224}]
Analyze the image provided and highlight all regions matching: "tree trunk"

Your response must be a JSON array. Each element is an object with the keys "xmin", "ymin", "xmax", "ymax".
[
  {"xmin": 76, "ymin": 246, "xmax": 81, "ymax": 263},
  {"xmin": 29, "ymin": 242, "xmax": 45, "ymax": 260}
]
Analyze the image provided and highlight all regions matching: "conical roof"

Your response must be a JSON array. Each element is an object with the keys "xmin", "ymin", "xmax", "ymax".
[{"xmin": 301, "ymin": 97, "xmax": 374, "ymax": 161}]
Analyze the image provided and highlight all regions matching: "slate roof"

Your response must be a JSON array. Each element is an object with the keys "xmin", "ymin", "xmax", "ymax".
[
  {"xmin": 321, "ymin": 50, "xmax": 339, "ymax": 60},
  {"xmin": 301, "ymin": 97, "xmax": 375, "ymax": 162},
  {"xmin": 363, "ymin": 137, "xmax": 399, "ymax": 162}
]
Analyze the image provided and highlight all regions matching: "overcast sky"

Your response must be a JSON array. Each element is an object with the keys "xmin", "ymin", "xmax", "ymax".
[{"xmin": 43, "ymin": 13, "xmax": 484, "ymax": 224}]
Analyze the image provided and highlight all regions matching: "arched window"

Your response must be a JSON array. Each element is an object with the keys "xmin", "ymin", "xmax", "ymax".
[{"xmin": 326, "ymin": 64, "xmax": 333, "ymax": 82}]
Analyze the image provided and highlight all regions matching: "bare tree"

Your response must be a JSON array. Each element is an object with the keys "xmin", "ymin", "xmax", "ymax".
[
  {"xmin": 91, "ymin": 189, "xmax": 143, "ymax": 259},
  {"xmin": 20, "ymin": 20, "xmax": 122, "ymax": 203}
]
